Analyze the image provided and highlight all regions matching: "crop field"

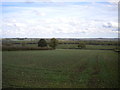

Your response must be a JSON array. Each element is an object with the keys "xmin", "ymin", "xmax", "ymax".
[{"xmin": 2, "ymin": 49, "xmax": 118, "ymax": 88}]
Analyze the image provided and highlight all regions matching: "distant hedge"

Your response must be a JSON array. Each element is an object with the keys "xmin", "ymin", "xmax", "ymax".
[{"xmin": 2, "ymin": 46, "xmax": 53, "ymax": 51}]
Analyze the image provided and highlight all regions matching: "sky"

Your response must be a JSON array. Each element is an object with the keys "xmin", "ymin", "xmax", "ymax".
[{"xmin": 1, "ymin": 0, "xmax": 119, "ymax": 38}]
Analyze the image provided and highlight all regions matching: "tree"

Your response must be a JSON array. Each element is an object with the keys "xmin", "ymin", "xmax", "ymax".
[
  {"xmin": 49, "ymin": 38, "xmax": 58, "ymax": 49},
  {"xmin": 38, "ymin": 39, "xmax": 47, "ymax": 47},
  {"xmin": 78, "ymin": 42, "xmax": 86, "ymax": 49}
]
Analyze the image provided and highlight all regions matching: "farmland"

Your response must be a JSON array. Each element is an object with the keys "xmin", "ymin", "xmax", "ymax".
[{"xmin": 2, "ymin": 49, "xmax": 118, "ymax": 88}]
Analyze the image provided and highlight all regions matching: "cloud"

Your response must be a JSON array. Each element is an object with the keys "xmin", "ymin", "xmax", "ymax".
[
  {"xmin": 107, "ymin": 0, "xmax": 119, "ymax": 4},
  {"xmin": 2, "ymin": 1, "xmax": 118, "ymax": 38},
  {"xmin": 103, "ymin": 22, "xmax": 118, "ymax": 29},
  {"xmin": 2, "ymin": 16, "xmax": 118, "ymax": 38},
  {"xmin": 33, "ymin": 10, "xmax": 46, "ymax": 16}
]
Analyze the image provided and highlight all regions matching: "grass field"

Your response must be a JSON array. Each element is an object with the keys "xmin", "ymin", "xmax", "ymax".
[
  {"xmin": 2, "ymin": 49, "xmax": 118, "ymax": 88},
  {"xmin": 11, "ymin": 43, "xmax": 117, "ymax": 50},
  {"xmin": 56, "ymin": 44, "xmax": 117, "ymax": 49}
]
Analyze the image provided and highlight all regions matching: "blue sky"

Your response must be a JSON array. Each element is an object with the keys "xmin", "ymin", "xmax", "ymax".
[{"xmin": 1, "ymin": 1, "xmax": 118, "ymax": 38}]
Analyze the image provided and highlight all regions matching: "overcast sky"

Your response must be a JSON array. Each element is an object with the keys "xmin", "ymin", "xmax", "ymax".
[{"xmin": 1, "ymin": 0, "xmax": 119, "ymax": 38}]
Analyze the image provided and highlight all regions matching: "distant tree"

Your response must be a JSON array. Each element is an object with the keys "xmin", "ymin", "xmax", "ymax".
[
  {"xmin": 49, "ymin": 38, "xmax": 58, "ymax": 49},
  {"xmin": 38, "ymin": 39, "xmax": 47, "ymax": 47},
  {"xmin": 78, "ymin": 42, "xmax": 86, "ymax": 49}
]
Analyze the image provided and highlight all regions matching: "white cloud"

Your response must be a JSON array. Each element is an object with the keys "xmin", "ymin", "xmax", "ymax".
[
  {"xmin": 110, "ymin": 22, "xmax": 118, "ymax": 28},
  {"xmin": 2, "ymin": 1, "xmax": 118, "ymax": 38},
  {"xmin": 103, "ymin": 22, "xmax": 118, "ymax": 29},
  {"xmin": 2, "ymin": 16, "xmax": 118, "ymax": 38},
  {"xmin": 107, "ymin": 0, "xmax": 119, "ymax": 4},
  {"xmin": 32, "ymin": 10, "xmax": 46, "ymax": 16}
]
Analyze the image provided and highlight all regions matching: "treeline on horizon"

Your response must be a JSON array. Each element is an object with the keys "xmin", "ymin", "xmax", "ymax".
[
  {"xmin": 2, "ymin": 38, "xmax": 120, "ymax": 51},
  {"xmin": 3, "ymin": 39, "xmax": 119, "ymax": 46}
]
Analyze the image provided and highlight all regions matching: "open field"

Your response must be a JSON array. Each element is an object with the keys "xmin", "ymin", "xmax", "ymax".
[
  {"xmin": 56, "ymin": 44, "xmax": 117, "ymax": 50},
  {"xmin": 2, "ymin": 44, "xmax": 118, "ymax": 50},
  {"xmin": 2, "ymin": 49, "xmax": 118, "ymax": 88}
]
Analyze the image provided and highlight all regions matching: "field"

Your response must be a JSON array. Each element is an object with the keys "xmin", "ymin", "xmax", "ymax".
[
  {"xmin": 56, "ymin": 44, "xmax": 117, "ymax": 50},
  {"xmin": 2, "ymin": 49, "xmax": 118, "ymax": 88}
]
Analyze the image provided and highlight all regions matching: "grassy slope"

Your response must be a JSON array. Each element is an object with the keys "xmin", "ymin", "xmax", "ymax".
[{"xmin": 2, "ymin": 50, "xmax": 118, "ymax": 88}]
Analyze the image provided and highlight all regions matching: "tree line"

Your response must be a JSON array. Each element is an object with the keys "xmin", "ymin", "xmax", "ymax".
[
  {"xmin": 58, "ymin": 40, "xmax": 118, "ymax": 46},
  {"xmin": 38, "ymin": 38, "xmax": 58, "ymax": 49},
  {"xmin": 3, "ymin": 38, "xmax": 119, "ymax": 50},
  {"xmin": 38, "ymin": 38, "xmax": 86, "ymax": 49}
]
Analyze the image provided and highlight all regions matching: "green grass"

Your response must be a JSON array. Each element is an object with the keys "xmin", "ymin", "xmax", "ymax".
[
  {"xmin": 56, "ymin": 44, "xmax": 117, "ymax": 49},
  {"xmin": 86, "ymin": 45, "xmax": 117, "ymax": 50},
  {"xmin": 10, "ymin": 43, "xmax": 117, "ymax": 50},
  {"xmin": 2, "ymin": 49, "xmax": 118, "ymax": 88}
]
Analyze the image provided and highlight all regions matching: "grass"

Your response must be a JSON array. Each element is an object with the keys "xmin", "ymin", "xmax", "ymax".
[
  {"xmin": 7, "ymin": 43, "xmax": 117, "ymax": 50},
  {"xmin": 2, "ymin": 46, "xmax": 53, "ymax": 51},
  {"xmin": 57, "ymin": 44, "xmax": 117, "ymax": 49},
  {"xmin": 2, "ymin": 49, "xmax": 118, "ymax": 88}
]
